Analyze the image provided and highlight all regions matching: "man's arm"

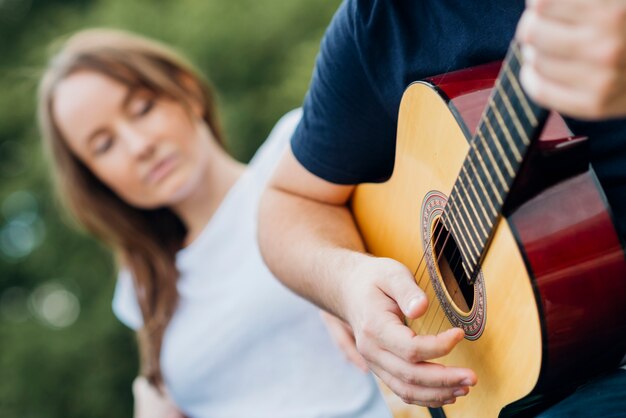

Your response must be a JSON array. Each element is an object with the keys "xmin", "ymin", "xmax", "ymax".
[{"xmin": 258, "ymin": 147, "xmax": 477, "ymax": 408}]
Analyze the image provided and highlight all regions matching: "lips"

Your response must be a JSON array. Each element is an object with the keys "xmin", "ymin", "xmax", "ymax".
[{"xmin": 146, "ymin": 154, "xmax": 179, "ymax": 184}]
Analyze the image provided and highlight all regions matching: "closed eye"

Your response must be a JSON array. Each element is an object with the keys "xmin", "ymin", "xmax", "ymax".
[
  {"xmin": 137, "ymin": 97, "xmax": 154, "ymax": 116},
  {"xmin": 93, "ymin": 134, "xmax": 114, "ymax": 155},
  {"xmin": 129, "ymin": 92, "xmax": 156, "ymax": 118}
]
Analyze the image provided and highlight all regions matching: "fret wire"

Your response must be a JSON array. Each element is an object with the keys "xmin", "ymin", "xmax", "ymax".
[
  {"xmin": 450, "ymin": 184, "xmax": 487, "ymax": 241},
  {"xmin": 487, "ymin": 98, "xmax": 523, "ymax": 163},
  {"xmin": 443, "ymin": 205, "xmax": 478, "ymax": 265},
  {"xmin": 442, "ymin": 212, "xmax": 476, "ymax": 269},
  {"xmin": 455, "ymin": 179, "xmax": 489, "ymax": 238},
  {"xmin": 495, "ymin": 81, "xmax": 530, "ymax": 145},
  {"xmin": 451, "ymin": 214, "xmax": 476, "ymax": 272},
  {"xmin": 509, "ymin": 43, "xmax": 527, "ymax": 78},
  {"xmin": 510, "ymin": 43, "xmax": 551, "ymax": 140},
  {"xmin": 510, "ymin": 42, "xmax": 524, "ymax": 69},
  {"xmin": 447, "ymin": 198, "xmax": 482, "ymax": 259},
  {"xmin": 461, "ymin": 163, "xmax": 497, "ymax": 218},
  {"xmin": 495, "ymin": 72, "xmax": 534, "ymax": 150},
  {"xmin": 482, "ymin": 118, "xmax": 516, "ymax": 177},
  {"xmin": 504, "ymin": 66, "xmax": 538, "ymax": 127},
  {"xmin": 467, "ymin": 144, "xmax": 503, "ymax": 205},
  {"xmin": 440, "ymin": 42, "xmax": 548, "ymax": 283},
  {"xmin": 475, "ymin": 131, "xmax": 510, "ymax": 191}
]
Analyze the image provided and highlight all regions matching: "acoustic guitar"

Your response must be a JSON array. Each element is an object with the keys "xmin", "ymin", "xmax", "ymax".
[{"xmin": 351, "ymin": 41, "xmax": 626, "ymax": 417}]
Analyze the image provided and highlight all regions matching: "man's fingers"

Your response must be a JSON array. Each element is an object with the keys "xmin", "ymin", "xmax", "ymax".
[
  {"xmin": 375, "ymin": 321, "xmax": 465, "ymax": 364},
  {"xmin": 320, "ymin": 311, "xmax": 369, "ymax": 371},
  {"xmin": 343, "ymin": 343, "xmax": 369, "ymax": 372},
  {"xmin": 370, "ymin": 364, "xmax": 470, "ymax": 407},
  {"xmin": 519, "ymin": 64, "xmax": 619, "ymax": 119},
  {"xmin": 517, "ymin": 10, "xmax": 588, "ymax": 61},
  {"xmin": 371, "ymin": 348, "xmax": 476, "ymax": 388},
  {"xmin": 363, "ymin": 310, "xmax": 417, "ymax": 354},
  {"xmin": 523, "ymin": 47, "xmax": 602, "ymax": 90},
  {"xmin": 375, "ymin": 260, "xmax": 428, "ymax": 319},
  {"xmin": 334, "ymin": 323, "xmax": 369, "ymax": 371},
  {"xmin": 412, "ymin": 328, "xmax": 467, "ymax": 361},
  {"xmin": 515, "ymin": 0, "xmax": 626, "ymax": 119},
  {"xmin": 526, "ymin": 0, "xmax": 590, "ymax": 25},
  {"xmin": 518, "ymin": 4, "xmax": 626, "ymax": 67}
]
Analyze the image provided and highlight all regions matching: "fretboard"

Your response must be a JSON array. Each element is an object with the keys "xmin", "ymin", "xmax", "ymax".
[{"xmin": 441, "ymin": 42, "xmax": 549, "ymax": 283}]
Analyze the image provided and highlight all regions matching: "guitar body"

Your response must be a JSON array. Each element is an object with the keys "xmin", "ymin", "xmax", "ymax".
[{"xmin": 352, "ymin": 63, "xmax": 626, "ymax": 417}]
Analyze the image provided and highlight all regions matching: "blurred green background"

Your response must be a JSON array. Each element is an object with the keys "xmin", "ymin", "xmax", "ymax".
[{"xmin": 0, "ymin": 0, "xmax": 340, "ymax": 416}]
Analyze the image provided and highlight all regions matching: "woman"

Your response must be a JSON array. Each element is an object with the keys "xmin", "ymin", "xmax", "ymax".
[{"xmin": 38, "ymin": 29, "xmax": 391, "ymax": 417}]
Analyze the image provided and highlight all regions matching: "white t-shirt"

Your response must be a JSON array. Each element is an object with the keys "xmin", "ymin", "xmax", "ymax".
[{"xmin": 113, "ymin": 109, "xmax": 391, "ymax": 418}]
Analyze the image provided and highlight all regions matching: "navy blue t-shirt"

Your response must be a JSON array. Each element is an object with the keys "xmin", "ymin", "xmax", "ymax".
[{"xmin": 291, "ymin": 0, "xmax": 626, "ymax": 238}]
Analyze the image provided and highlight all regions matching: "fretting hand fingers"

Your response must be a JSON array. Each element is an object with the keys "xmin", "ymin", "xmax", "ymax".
[{"xmin": 516, "ymin": 0, "xmax": 626, "ymax": 119}]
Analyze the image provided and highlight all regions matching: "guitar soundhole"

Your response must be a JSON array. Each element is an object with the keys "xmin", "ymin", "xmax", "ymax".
[{"xmin": 432, "ymin": 218, "xmax": 475, "ymax": 314}]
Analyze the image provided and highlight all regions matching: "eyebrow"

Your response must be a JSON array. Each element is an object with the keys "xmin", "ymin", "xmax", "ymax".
[{"xmin": 83, "ymin": 87, "xmax": 137, "ymax": 147}]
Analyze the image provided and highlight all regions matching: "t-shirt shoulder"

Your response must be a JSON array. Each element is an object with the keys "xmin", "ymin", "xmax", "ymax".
[
  {"xmin": 247, "ymin": 107, "xmax": 302, "ymax": 181},
  {"xmin": 112, "ymin": 269, "xmax": 143, "ymax": 330}
]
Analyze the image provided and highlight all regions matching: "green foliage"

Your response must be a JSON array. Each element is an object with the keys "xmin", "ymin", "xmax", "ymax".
[{"xmin": 0, "ymin": 0, "xmax": 340, "ymax": 416}]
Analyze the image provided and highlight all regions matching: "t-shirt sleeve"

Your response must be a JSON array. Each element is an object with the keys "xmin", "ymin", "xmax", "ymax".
[
  {"xmin": 290, "ymin": 0, "xmax": 397, "ymax": 185},
  {"xmin": 112, "ymin": 269, "xmax": 144, "ymax": 330}
]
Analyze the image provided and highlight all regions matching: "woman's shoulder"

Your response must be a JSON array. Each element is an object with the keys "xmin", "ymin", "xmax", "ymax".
[{"xmin": 247, "ymin": 108, "xmax": 302, "ymax": 171}]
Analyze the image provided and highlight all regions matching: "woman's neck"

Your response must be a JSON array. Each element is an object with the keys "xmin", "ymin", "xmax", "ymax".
[{"xmin": 172, "ymin": 148, "xmax": 246, "ymax": 247}]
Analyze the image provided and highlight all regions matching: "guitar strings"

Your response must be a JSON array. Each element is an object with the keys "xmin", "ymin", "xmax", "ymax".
[
  {"xmin": 424, "ymin": 73, "xmax": 521, "ymax": 336},
  {"xmin": 426, "ymin": 57, "xmax": 537, "ymax": 336},
  {"xmin": 410, "ymin": 56, "xmax": 528, "ymax": 337}
]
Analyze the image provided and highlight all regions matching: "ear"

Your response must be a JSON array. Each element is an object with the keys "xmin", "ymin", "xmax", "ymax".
[{"xmin": 176, "ymin": 71, "xmax": 204, "ymax": 119}]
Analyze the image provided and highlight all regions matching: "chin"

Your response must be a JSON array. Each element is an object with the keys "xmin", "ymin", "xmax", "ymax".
[
  {"xmin": 158, "ymin": 171, "xmax": 201, "ymax": 205},
  {"xmin": 126, "ymin": 172, "xmax": 196, "ymax": 210}
]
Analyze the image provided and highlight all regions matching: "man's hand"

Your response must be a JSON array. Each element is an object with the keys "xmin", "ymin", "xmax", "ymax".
[
  {"xmin": 341, "ymin": 256, "xmax": 477, "ymax": 408},
  {"xmin": 320, "ymin": 310, "xmax": 369, "ymax": 372},
  {"xmin": 517, "ymin": 0, "xmax": 626, "ymax": 119}
]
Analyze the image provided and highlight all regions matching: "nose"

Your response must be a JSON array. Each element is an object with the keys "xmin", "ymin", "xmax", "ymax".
[{"xmin": 118, "ymin": 122, "xmax": 156, "ymax": 159}]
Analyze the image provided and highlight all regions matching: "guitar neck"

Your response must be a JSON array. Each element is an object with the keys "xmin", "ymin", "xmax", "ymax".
[{"xmin": 442, "ymin": 41, "xmax": 549, "ymax": 282}]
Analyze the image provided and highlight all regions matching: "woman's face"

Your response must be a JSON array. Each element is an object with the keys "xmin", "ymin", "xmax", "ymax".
[{"xmin": 52, "ymin": 70, "xmax": 213, "ymax": 209}]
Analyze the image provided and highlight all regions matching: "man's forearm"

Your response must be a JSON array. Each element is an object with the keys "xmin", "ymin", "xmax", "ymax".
[{"xmin": 258, "ymin": 185, "xmax": 367, "ymax": 320}]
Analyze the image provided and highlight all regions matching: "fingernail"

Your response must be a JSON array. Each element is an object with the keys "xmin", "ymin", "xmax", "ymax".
[
  {"xmin": 444, "ymin": 399, "xmax": 455, "ymax": 405},
  {"xmin": 406, "ymin": 295, "xmax": 423, "ymax": 312},
  {"xmin": 446, "ymin": 328, "xmax": 464, "ymax": 338},
  {"xmin": 453, "ymin": 389, "xmax": 466, "ymax": 397},
  {"xmin": 461, "ymin": 378, "xmax": 473, "ymax": 386}
]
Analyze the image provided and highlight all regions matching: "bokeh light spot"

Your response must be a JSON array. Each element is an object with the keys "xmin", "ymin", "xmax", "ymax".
[{"xmin": 29, "ymin": 282, "xmax": 80, "ymax": 329}]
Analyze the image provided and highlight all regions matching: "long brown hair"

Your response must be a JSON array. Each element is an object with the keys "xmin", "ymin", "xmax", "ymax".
[{"xmin": 38, "ymin": 28, "xmax": 224, "ymax": 386}]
